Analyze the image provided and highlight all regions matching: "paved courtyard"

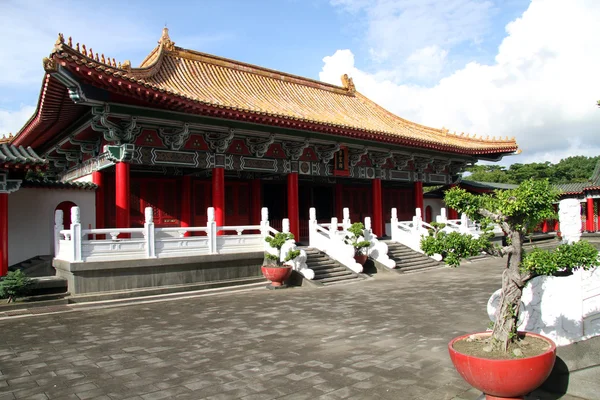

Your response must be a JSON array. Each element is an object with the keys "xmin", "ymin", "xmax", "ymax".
[{"xmin": 0, "ymin": 258, "xmax": 581, "ymax": 400}]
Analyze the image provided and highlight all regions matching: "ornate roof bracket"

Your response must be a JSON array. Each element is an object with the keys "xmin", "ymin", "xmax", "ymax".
[
  {"xmin": 449, "ymin": 160, "xmax": 470, "ymax": 175},
  {"xmin": 46, "ymin": 156, "xmax": 68, "ymax": 170},
  {"xmin": 413, "ymin": 156, "xmax": 433, "ymax": 172},
  {"xmin": 158, "ymin": 123, "xmax": 190, "ymax": 151},
  {"xmin": 392, "ymin": 153, "xmax": 413, "ymax": 170},
  {"xmin": 204, "ymin": 129, "xmax": 235, "ymax": 153},
  {"xmin": 245, "ymin": 134, "xmax": 275, "ymax": 158},
  {"xmin": 50, "ymin": 65, "xmax": 99, "ymax": 105},
  {"xmin": 282, "ymin": 139, "xmax": 310, "ymax": 161},
  {"xmin": 56, "ymin": 148, "xmax": 81, "ymax": 163},
  {"xmin": 69, "ymin": 138, "xmax": 101, "ymax": 156},
  {"xmin": 431, "ymin": 159, "xmax": 451, "ymax": 174},
  {"xmin": 315, "ymin": 143, "xmax": 340, "ymax": 164},
  {"xmin": 349, "ymin": 147, "xmax": 368, "ymax": 167},
  {"xmin": 91, "ymin": 105, "xmax": 141, "ymax": 143},
  {"xmin": 0, "ymin": 173, "xmax": 22, "ymax": 194},
  {"xmin": 369, "ymin": 151, "xmax": 392, "ymax": 168}
]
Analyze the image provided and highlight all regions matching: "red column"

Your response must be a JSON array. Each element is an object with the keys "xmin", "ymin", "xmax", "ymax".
[
  {"xmin": 553, "ymin": 204, "xmax": 559, "ymax": 232},
  {"xmin": 414, "ymin": 181, "xmax": 424, "ymax": 213},
  {"xmin": 587, "ymin": 197, "xmax": 595, "ymax": 232},
  {"xmin": 287, "ymin": 173, "xmax": 299, "ymax": 241},
  {"xmin": 92, "ymin": 170, "xmax": 105, "ymax": 239},
  {"xmin": 447, "ymin": 184, "xmax": 458, "ymax": 219},
  {"xmin": 212, "ymin": 167, "xmax": 225, "ymax": 234},
  {"xmin": 335, "ymin": 183, "xmax": 343, "ymax": 219},
  {"xmin": 251, "ymin": 179, "xmax": 262, "ymax": 225},
  {"xmin": 372, "ymin": 178, "xmax": 383, "ymax": 237},
  {"xmin": 115, "ymin": 162, "xmax": 130, "ymax": 237},
  {"xmin": 181, "ymin": 176, "xmax": 192, "ymax": 236},
  {"xmin": 0, "ymin": 193, "xmax": 8, "ymax": 276},
  {"xmin": 596, "ymin": 199, "xmax": 600, "ymax": 233}
]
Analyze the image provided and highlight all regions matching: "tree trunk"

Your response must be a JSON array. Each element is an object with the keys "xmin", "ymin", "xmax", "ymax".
[{"xmin": 491, "ymin": 231, "xmax": 525, "ymax": 351}]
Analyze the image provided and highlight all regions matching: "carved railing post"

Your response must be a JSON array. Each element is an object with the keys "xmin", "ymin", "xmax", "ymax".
[
  {"xmin": 207, "ymin": 207, "xmax": 217, "ymax": 254},
  {"xmin": 71, "ymin": 206, "xmax": 82, "ymax": 262},
  {"xmin": 460, "ymin": 213, "xmax": 470, "ymax": 234},
  {"xmin": 342, "ymin": 208, "xmax": 351, "ymax": 230},
  {"xmin": 390, "ymin": 208, "xmax": 398, "ymax": 242},
  {"xmin": 437, "ymin": 207, "xmax": 447, "ymax": 223},
  {"xmin": 54, "ymin": 209, "xmax": 64, "ymax": 257},
  {"xmin": 329, "ymin": 217, "xmax": 338, "ymax": 241},
  {"xmin": 260, "ymin": 207, "xmax": 269, "ymax": 237},
  {"xmin": 144, "ymin": 207, "xmax": 156, "ymax": 258},
  {"xmin": 282, "ymin": 218, "xmax": 290, "ymax": 234},
  {"xmin": 308, "ymin": 208, "xmax": 317, "ymax": 247}
]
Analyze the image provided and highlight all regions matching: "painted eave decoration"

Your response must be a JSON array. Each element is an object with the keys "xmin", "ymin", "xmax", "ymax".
[{"xmin": 14, "ymin": 30, "xmax": 519, "ymax": 157}]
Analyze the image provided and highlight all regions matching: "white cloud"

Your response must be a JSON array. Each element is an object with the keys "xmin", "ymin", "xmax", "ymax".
[
  {"xmin": 331, "ymin": 0, "xmax": 494, "ymax": 81},
  {"xmin": 0, "ymin": 105, "xmax": 36, "ymax": 138},
  {"xmin": 321, "ymin": 0, "xmax": 600, "ymax": 165}
]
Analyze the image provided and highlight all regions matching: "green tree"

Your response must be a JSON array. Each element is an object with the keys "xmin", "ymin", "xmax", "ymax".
[{"xmin": 421, "ymin": 179, "xmax": 600, "ymax": 352}]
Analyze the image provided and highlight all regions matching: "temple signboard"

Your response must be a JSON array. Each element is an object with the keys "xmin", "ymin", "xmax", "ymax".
[{"xmin": 334, "ymin": 146, "xmax": 349, "ymax": 177}]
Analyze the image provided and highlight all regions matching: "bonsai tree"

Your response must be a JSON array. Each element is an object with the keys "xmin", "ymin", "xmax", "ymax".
[
  {"xmin": 344, "ymin": 222, "xmax": 371, "ymax": 256},
  {"xmin": 0, "ymin": 270, "xmax": 33, "ymax": 303},
  {"xmin": 421, "ymin": 179, "xmax": 599, "ymax": 352},
  {"xmin": 264, "ymin": 232, "xmax": 301, "ymax": 266}
]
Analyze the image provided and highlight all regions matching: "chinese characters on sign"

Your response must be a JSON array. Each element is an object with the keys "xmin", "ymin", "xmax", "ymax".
[{"xmin": 334, "ymin": 146, "xmax": 349, "ymax": 176}]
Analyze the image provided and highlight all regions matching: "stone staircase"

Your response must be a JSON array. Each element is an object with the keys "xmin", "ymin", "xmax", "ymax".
[
  {"xmin": 9, "ymin": 255, "xmax": 54, "ymax": 277},
  {"xmin": 304, "ymin": 248, "xmax": 364, "ymax": 286},
  {"xmin": 384, "ymin": 241, "xmax": 444, "ymax": 273}
]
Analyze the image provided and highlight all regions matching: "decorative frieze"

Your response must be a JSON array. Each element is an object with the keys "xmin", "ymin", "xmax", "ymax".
[
  {"xmin": 349, "ymin": 147, "xmax": 368, "ymax": 167},
  {"xmin": 431, "ymin": 159, "xmax": 451, "ymax": 174},
  {"xmin": 315, "ymin": 143, "xmax": 340, "ymax": 164},
  {"xmin": 91, "ymin": 105, "xmax": 141, "ymax": 143},
  {"xmin": 151, "ymin": 149, "xmax": 198, "ymax": 167},
  {"xmin": 369, "ymin": 151, "xmax": 392, "ymax": 168},
  {"xmin": 245, "ymin": 134, "xmax": 275, "ymax": 158},
  {"xmin": 392, "ymin": 154, "xmax": 413, "ymax": 170},
  {"xmin": 413, "ymin": 156, "xmax": 432, "ymax": 172},
  {"xmin": 282, "ymin": 139, "xmax": 310, "ymax": 161},
  {"xmin": 204, "ymin": 129, "xmax": 235, "ymax": 153},
  {"xmin": 158, "ymin": 123, "xmax": 190, "ymax": 151}
]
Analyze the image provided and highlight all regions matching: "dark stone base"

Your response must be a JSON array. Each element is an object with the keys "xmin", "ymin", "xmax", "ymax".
[
  {"xmin": 266, "ymin": 283, "xmax": 289, "ymax": 290},
  {"xmin": 53, "ymin": 252, "xmax": 264, "ymax": 295}
]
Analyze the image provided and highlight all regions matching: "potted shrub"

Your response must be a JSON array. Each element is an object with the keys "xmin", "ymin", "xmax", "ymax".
[
  {"xmin": 421, "ymin": 179, "xmax": 600, "ymax": 399},
  {"xmin": 0, "ymin": 270, "xmax": 33, "ymax": 303},
  {"xmin": 344, "ymin": 222, "xmax": 371, "ymax": 265},
  {"xmin": 262, "ymin": 232, "xmax": 301, "ymax": 288}
]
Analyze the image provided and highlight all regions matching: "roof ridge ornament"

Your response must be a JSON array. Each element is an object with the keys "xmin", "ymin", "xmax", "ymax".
[
  {"xmin": 340, "ymin": 74, "xmax": 356, "ymax": 94},
  {"xmin": 159, "ymin": 27, "xmax": 176, "ymax": 52}
]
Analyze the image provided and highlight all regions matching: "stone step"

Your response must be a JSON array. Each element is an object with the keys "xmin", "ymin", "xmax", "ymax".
[
  {"xmin": 318, "ymin": 274, "xmax": 361, "ymax": 284},
  {"xmin": 314, "ymin": 270, "xmax": 355, "ymax": 279},
  {"xmin": 399, "ymin": 264, "xmax": 444, "ymax": 274},
  {"xmin": 389, "ymin": 252, "xmax": 424, "ymax": 260},
  {"xmin": 397, "ymin": 258, "xmax": 439, "ymax": 268},
  {"xmin": 311, "ymin": 265, "xmax": 346, "ymax": 272},
  {"xmin": 306, "ymin": 260, "xmax": 345, "ymax": 269}
]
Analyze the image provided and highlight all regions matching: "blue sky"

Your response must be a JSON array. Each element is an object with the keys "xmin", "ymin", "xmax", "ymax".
[{"xmin": 1, "ymin": 0, "xmax": 599, "ymax": 166}]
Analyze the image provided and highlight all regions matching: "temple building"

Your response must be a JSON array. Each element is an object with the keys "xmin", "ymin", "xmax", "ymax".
[{"xmin": 2, "ymin": 29, "xmax": 519, "ymax": 276}]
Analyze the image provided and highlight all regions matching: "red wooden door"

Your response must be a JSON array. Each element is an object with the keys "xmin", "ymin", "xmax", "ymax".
[
  {"xmin": 131, "ymin": 178, "xmax": 180, "ymax": 227},
  {"xmin": 192, "ymin": 180, "xmax": 211, "ymax": 227},
  {"xmin": 383, "ymin": 188, "xmax": 414, "ymax": 222},
  {"xmin": 225, "ymin": 182, "xmax": 250, "ymax": 226},
  {"xmin": 341, "ymin": 186, "xmax": 371, "ymax": 224}
]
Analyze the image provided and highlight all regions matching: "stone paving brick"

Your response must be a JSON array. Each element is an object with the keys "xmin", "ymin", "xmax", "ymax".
[{"xmin": 0, "ymin": 258, "xmax": 583, "ymax": 399}]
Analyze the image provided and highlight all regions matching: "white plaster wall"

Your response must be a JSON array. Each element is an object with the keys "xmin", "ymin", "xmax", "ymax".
[
  {"xmin": 423, "ymin": 198, "xmax": 444, "ymax": 222},
  {"xmin": 8, "ymin": 189, "xmax": 95, "ymax": 265},
  {"xmin": 74, "ymin": 174, "xmax": 93, "ymax": 183}
]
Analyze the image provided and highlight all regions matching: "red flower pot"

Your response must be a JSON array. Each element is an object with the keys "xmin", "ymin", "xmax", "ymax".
[
  {"xmin": 261, "ymin": 265, "xmax": 292, "ymax": 287},
  {"xmin": 448, "ymin": 332, "xmax": 556, "ymax": 400},
  {"xmin": 354, "ymin": 254, "xmax": 368, "ymax": 265}
]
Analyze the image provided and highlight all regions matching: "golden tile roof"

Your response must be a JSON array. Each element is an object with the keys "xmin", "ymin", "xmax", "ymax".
[{"xmin": 46, "ymin": 30, "xmax": 518, "ymax": 154}]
